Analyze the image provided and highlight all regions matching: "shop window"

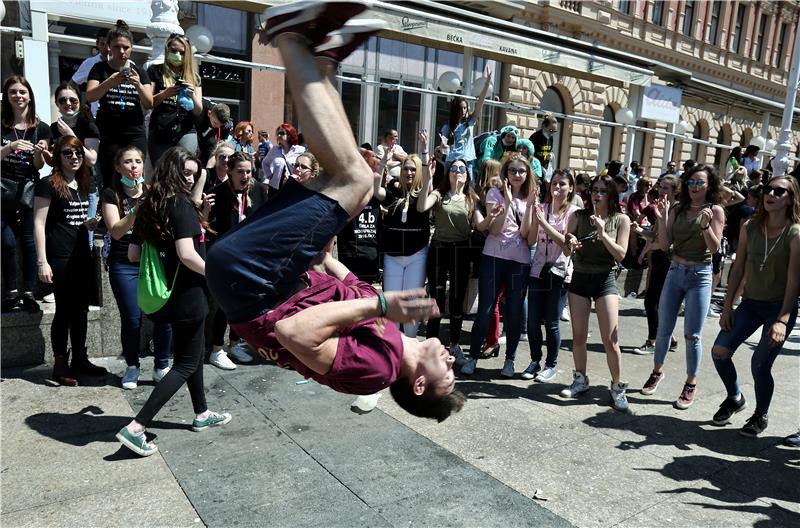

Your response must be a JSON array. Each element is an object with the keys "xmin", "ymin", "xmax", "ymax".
[
  {"xmin": 340, "ymin": 79, "xmax": 362, "ymax": 142},
  {"xmin": 198, "ymin": 3, "xmax": 248, "ymax": 55},
  {"xmin": 377, "ymin": 78, "xmax": 422, "ymax": 150},
  {"xmin": 597, "ymin": 106, "xmax": 616, "ymax": 169},
  {"xmin": 540, "ymin": 87, "xmax": 565, "ymax": 168}
]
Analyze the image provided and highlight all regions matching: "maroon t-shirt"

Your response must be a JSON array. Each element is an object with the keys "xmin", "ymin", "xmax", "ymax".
[{"xmin": 231, "ymin": 271, "xmax": 404, "ymax": 395}]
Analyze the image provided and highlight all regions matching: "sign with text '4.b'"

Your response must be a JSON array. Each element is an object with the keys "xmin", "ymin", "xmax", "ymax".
[{"xmin": 639, "ymin": 84, "xmax": 682, "ymax": 124}]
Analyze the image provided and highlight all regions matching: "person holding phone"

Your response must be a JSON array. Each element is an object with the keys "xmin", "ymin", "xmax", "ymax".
[
  {"xmin": 147, "ymin": 33, "xmax": 203, "ymax": 164},
  {"xmin": 33, "ymin": 136, "xmax": 107, "ymax": 385},
  {"xmin": 87, "ymin": 19, "xmax": 153, "ymax": 190}
]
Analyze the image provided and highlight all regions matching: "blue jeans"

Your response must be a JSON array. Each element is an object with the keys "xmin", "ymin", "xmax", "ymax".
[
  {"xmin": 654, "ymin": 262, "xmax": 712, "ymax": 377},
  {"xmin": 527, "ymin": 274, "xmax": 568, "ymax": 367},
  {"xmin": 469, "ymin": 255, "xmax": 530, "ymax": 361},
  {"xmin": 108, "ymin": 261, "xmax": 172, "ymax": 368},
  {"xmin": 712, "ymin": 298, "xmax": 798, "ymax": 415}
]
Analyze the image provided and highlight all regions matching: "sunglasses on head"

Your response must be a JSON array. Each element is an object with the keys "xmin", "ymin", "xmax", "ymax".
[
  {"xmin": 685, "ymin": 179, "xmax": 707, "ymax": 188},
  {"xmin": 61, "ymin": 149, "xmax": 84, "ymax": 159},
  {"xmin": 765, "ymin": 186, "xmax": 792, "ymax": 198},
  {"xmin": 57, "ymin": 96, "xmax": 79, "ymax": 105},
  {"xmin": 449, "ymin": 165, "xmax": 467, "ymax": 173}
]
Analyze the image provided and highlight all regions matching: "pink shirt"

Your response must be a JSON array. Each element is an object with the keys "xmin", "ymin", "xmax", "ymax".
[
  {"xmin": 231, "ymin": 271, "xmax": 404, "ymax": 395},
  {"xmin": 530, "ymin": 203, "xmax": 580, "ymax": 283},
  {"xmin": 482, "ymin": 187, "xmax": 530, "ymax": 264}
]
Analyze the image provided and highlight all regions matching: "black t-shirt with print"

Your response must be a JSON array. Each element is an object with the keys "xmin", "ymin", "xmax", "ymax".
[
  {"xmin": 338, "ymin": 197, "xmax": 381, "ymax": 281},
  {"xmin": 34, "ymin": 176, "xmax": 94, "ymax": 261},
  {"xmin": 529, "ymin": 129, "xmax": 554, "ymax": 169},
  {"xmin": 49, "ymin": 113, "xmax": 100, "ymax": 146},
  {"xmin": 1, "ymin": 122, "xmax": 52, "ymax": 183},
  {"xmin": 147, "ymin": 64, "xmax": 198, "ymax": 143},
  {"xmin": 88, "ymin": 61, "xmax": 151, "ymax": 136},
  {"xmin": 101, "ymin": 187, "xmax": 137, "ymax": 265}
]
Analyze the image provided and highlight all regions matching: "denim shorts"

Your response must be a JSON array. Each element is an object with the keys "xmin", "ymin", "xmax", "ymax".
[
  {"xmin": 206, "ymin": 179, "xmax": 351, "ymax": 323},
  {"xmin": 568, "ymin": 269, "xmax": 618, "ymax": 300}
]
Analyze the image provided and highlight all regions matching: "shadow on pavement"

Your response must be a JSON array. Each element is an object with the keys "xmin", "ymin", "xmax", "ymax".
[{"xmin": 1, "ymin": 364, "xmax": 119, "ymax": 388}]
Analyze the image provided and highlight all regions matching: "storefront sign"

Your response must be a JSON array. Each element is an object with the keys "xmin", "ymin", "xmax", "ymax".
[
  {"xmin": 640, "ymin": 84, "xmax": 682, "ymax": 123},
  {"xmin": 32, "ymin": 0, "xmax": 152, "ymax": 29}
]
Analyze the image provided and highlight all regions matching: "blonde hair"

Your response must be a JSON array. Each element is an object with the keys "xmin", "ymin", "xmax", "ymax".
[
  {"xmin": 162, "ymin": 34, "xmax": 200, "ymax": 87},
  {"xmin": 478, "ymin": 158, "xmax": 502, "ymax": 202},
  {"xmin": 403, "ymin": 154, "xmax": 424, "ymax": 197}
]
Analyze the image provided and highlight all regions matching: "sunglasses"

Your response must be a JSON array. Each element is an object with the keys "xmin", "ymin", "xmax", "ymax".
[
  {"xmin": 685, "ymin": 179, "xmax": 707, "ymax": 188},
  {"xmin": 57, "ymin": 97, "xmax": 79, "ymax": 105},
  {"xmin": 765, "ymin": 186, "xmax": 792, "ymax": 198},
  {"xmin": 295, "ymin": 164, "xmax": 312, "ymax": 172},
  {"xmin": 508, "ymin": 168, "xmax": 527, "ymax": 175},
  {"xmin": 449, "ymin": 165, "xmax": 467, "ymax": 173},
  {"xmin": 61, "ymin": 149, "xmax": 84, "ymax": 159}
]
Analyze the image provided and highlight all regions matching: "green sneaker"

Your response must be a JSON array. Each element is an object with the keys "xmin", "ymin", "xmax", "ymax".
[
  {"xmin": 116, "ymin": 427, "xmax": 158, "ymax": 457},
  {"xmin": 192, "ymin": 411, "xmax": 232, "ymax": 432}
]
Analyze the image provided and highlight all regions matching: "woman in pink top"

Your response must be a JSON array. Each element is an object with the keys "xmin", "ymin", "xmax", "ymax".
[
  {"xmin": 462, "ymin": 153, "xmax": 536, "ymax": 378},
  {"xmin": 520, "ymin": 169, "xmax": 580, "ymax": 382}
]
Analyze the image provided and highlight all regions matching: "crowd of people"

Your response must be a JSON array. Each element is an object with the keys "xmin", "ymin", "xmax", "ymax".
[{"xmin": 1, "ymin": 4, "xmax": 798, "ymax": 456}]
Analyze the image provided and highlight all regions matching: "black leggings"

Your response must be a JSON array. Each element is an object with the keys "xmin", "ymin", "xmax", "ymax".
[
  {"xmin": 50, "ymin": 253, "xmax": 91, "ymax": 357},
  {"xmin": 425, "ymin": 239, "xmax": 471, "ymax": 344},
  {"xmin": 644, "ymin": 250, "xmax": 670, "ymax": 341},
  {"xmin": 135, "ymin": 290, "xmax": 208, "ymax": 426},
  {"xmin": 211, "ymin": 306, "xmax": 239, "ymax": 347}
]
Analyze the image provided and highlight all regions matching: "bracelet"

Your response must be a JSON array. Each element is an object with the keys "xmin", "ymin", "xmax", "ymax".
[
  {"xmin": 377, "ymin": 292, "xmax": 388, "ymax": 317},
  {"xmin": 701, "ymin": 224, "xmax": 710, "ymax": 230},
  {"xmin": 774, "ymin": 320, "xmax": 787, "ymax": 327}
]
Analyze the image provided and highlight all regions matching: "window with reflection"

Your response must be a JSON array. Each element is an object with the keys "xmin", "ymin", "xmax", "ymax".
[{"xmin": 540, "ymin": 87, "xmax": 564, "ymax": 168}]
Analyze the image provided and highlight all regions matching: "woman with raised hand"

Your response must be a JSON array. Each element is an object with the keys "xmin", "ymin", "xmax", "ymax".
[
  {"xmin": 102, "ymin": 146, "xmax": 173, "ymax": 390},
  {"xmin": 640, "ymin": 164, "xmax": 726, "ymax": 409},
  {"xmin": 560, "ymin": 174, "xmax": 631, "ymax": 413},
  {"xmin": 381, "ymin": 146, "xmax": 430, "ymax": 338},
  {"xmin": 262, "ymin": 122, "xmax": 306, "ymax": 191},
  {"xmin": 461, "ymin": 153, "xmax": 532, "ymax": 378},
  {"xmin": 418, "ymin": 130, "xmax": 484, "ymax": 366},
  {"xmin": 117, "ymin": 147, "xmax": 231, "ymax": 457},
  {"xmin": 87, "ymin": 19, "xmax": 153, "ymax": 190},
  {"xmin": 711, "ymin": 175, "xmax": 799, "ymax": 438},
  {"xmin": 147, "ymin": 33, "xmax": 203, "ymax": 164},
  {"xmin": 1, "ymin": 75, "xmax": 51, "ymax": 312},
  {"xmin": 521, "ymin": 169, "xmax": 580, "ymax": 382},
  {"xmin": 207, "ymin": 150, "xmax": 269, "ymax": 370},
  {"xmin": 33, "ymin": 136, "xmax": 106, "ymax": 385}
]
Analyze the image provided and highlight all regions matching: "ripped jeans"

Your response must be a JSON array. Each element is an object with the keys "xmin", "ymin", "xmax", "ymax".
[{"xmin": 654, "ymin": 261, "xmax": 712, "ymax": 377}]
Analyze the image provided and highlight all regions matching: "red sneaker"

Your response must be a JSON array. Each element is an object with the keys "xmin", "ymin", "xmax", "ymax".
[
  {"xmin": 314, "ymin": 18, "xmax": 388, "ymax": 64},
  {"xmin": 261, "ymin": 0, "xmax": 371, "ymax": 47},
  {"xmin": 641, "ymin": 371, "xmax": 664, "ymax": 395}
]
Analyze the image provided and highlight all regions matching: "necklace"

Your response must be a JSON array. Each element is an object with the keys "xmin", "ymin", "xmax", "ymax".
[{"xmin": 760, "ymin": 222, "xmax": 788, "ymax": 271}]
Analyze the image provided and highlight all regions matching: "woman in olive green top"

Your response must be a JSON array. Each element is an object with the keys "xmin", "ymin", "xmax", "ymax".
[
  {"xmin": 711, "ymin": 175, "xmax": 800, "ymax": 439},
  {"xmin": 417, "ymin": 130, "xmax": 484, "ymax": 366},
  {"xmin": 641, "ymin": 164, "xmax": 726, "ymax": 410},
  {"xmin": 561, "ymin": 174, "xmax": 631, "ymax": 413}
]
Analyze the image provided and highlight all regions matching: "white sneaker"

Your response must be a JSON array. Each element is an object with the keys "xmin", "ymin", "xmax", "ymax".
[
  {"xmin": 42, "ymin": 293, "xmax": 56, "ymax": 303},
  {"xmin": 519, "ymin": 334, "xmax": 528, "ymax": 342},
  {"xmin": 707, "ymin": 307, "xmax": 720, "ymax": 318},
  {"xmin": 521, "ymin": 360, "xmax": 540, "ymax": 380},
  {"xmin": 500, "ymin": 359, "xmax": 515, "ymax": 378},
  {"xmin": 209, "ymin": 350, "xmax": 237, "ymax": 370},
  {"xmin": 153, "ymin": 366, "xmax": 170, "ymax": 382},
  {"xmin": 498, "ymin": 335, "xmax": 507, "ymax": 345},
  {"xmin": 610, "ymin": 381, "xmax": 633, "ymax": 414},
  {"xmin": 460, "ymin": 358, "xmax": 477, "ymax": 375},
  {"xmin": 560, "ymin": 306, "xmax": 570, "ymax": 322},
  {"xmin": 228, "ymin": 340, "xmax": 254, "ymax": 363},
  {"xmin": 535, "ymin": 366, "xmax": 558, "ymax": 382},
  {"xmin": 121, "ymin": 366, "xmax": 140, "ymax": 390},
  {"xmin": 560, "ymin": 370, "xmax": 590, "ymax": 398},
  {"xmin": 351, "ymin": 393, "xmax": 381, "ymax": 414},
  {"xmin": 450, "ymin": 344, "xmax": 467, "ymax": 368}
]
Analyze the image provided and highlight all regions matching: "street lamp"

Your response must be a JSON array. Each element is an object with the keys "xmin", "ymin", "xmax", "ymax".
[
  {"xmin": 750, "ymin": 135, "xmax": 766, "ymax": 149},
  {"xmin": 437, "ymin": 71, "xmax": 461, "ymax": 94},
  {"xmin": 614, "ymin": 107, "xmax": 635, "ymax": 125}
]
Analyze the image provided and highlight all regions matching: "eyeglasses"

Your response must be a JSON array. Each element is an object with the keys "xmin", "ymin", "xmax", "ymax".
[
  {"xmin": 765, "ymin": 186, "xmax": 792, "ymax": 198},
  {"xmin": 591, "ymin": 189, "xmax": 608, "ymax": 195},
  {"xmin": 508, "ymin": 168, "xmax": 527, "ymax": 175},
  {"xmin": 685, "ymin": 179, "xmax": 707, "ymax": 188},
  {"xmin": 276, "ymin": 130, "xmax": 287, "ymax": 136},
  {"xmin": 57, "ymin": 97, "xmax": 79, "ymax": 105},
  {"xmin": 449, "ymin": 165, "xmax": 467, "ymax": 173},
  {"xmin": 295, "ymin": 164, "xmax": 312, "ymax": 172},
  {"xmin": 61, "ymin": 149, "xmax": 84, "ymax": 159}
]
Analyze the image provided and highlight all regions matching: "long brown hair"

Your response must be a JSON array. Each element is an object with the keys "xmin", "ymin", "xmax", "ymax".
[
  {"xmin": 752, "ymin": 175, "xmax": 800, "ymax": 226},
  {"xmin": 676, "ymin": 164, "xmax": 724, "ymax": 210},
  {"xmin": 161, "ymin": 34, "xmax": 200, "ymax": 86},
  {"xmin": 437, "ymin": 158, "xmax": 479, "ymax": 216},
  {"xmin": 134, "ymin": 147, "xmax": 203, "ymax": 243},
  {"xmin": 226, "ymin": 150, "xmax": 255, "ymax": 210},
  {"xmin": 585, "ymin": 174, "xmax": 622, "ymax": 216},
  {"xmin": 499, "ymin": 152, "xmax": 536, "ymax": 198},
  {"xmin": 50, "ymin": 136, "xmax": 92, "ymax": 200},
  {"xmin": 548, "ymin": 169, "xmax": 576, "ymax": 215},
  {"xmin": 2, "ymin": 75, "xmax": 39, "ymax": 128}
]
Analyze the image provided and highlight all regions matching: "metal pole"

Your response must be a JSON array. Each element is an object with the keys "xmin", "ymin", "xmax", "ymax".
[{"xmin": 772, "ymin": 25, "xmax": 800, "ymax": 176}]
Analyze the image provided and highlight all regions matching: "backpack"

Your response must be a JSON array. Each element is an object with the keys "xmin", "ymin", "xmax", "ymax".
[{"xmin": 137, "ymin": 241, "xmax": 179, "ymax": 314}]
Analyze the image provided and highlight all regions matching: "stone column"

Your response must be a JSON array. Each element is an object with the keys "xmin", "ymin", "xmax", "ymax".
[{"xmin": 145, "ymin": 0, "xmax": 182, "ymax": 70}]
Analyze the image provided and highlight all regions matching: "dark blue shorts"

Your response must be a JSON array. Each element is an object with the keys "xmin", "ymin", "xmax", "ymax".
[{"xmin": 206, "ymin": 180, "xmax": 351, "ymax": 323}]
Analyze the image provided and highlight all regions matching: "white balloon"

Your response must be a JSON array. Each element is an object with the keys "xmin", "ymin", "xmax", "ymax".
[
  {"xmin": 675, "ymin": 120, "xmax": 689, "ymax": 135},
  {"xmin": 472, "ymin": 76, "xmax": 493, "ymax": 97},
  {"xmin": 766, "ymin": 139, "xmax": 777, "ymax": 151},
  {"xmin": 614, "ymin": 107, "xmax": 634, "ymax": 125},
  {"xmin": 750, "ymin": 135, "xmax": 766, "ymax": 149},
  {"xmin": 185, "ymin": 25, "xmax": 214, "ymax": 54},
  {"xmin": 437, "ymin": 71, "xmax": 461, "ymax": 94}
]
